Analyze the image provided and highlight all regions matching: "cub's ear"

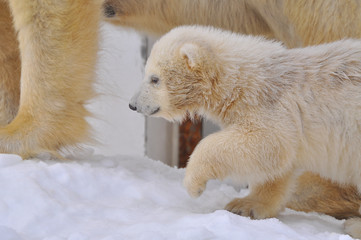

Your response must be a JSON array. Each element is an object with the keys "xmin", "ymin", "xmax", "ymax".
[{"xmin": 180, "ymin": 43, "xmax": 201, "ymax": 69}]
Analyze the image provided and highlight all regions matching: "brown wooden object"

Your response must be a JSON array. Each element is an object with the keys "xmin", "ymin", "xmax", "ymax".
[{"xmin": 178, "ymin": 118, "xmax": 202, "ymax": 168}]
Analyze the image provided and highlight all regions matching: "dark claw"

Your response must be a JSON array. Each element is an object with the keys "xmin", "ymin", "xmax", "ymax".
[
  {"xmin": 129, "ymin": 104, "xmax": 137, "ymax": 111},
  {"xmin": 150, "ymin": 107, "xmax": 160, "ymax": 115},
  {"xmin": 250, "ymin": 210, "xmax": 255, "ymax": 219}
]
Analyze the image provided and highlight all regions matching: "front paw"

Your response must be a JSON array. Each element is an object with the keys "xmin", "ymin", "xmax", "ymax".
[
  {"xmin": 225, "ymin": 197, "xmax": 279, "ymax": 219},
  {"xmin": 183, "ymin": 172, "xmax": 207, "ymax": 198}
]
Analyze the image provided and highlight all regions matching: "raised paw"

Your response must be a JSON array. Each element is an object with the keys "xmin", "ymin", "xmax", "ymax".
[
  {"xmin": 183, "ymin": 173, "xmax": 207, "ymax": 198},
  {"xmin": 225, "ymin": 196, "xmax": 279, "ymax": 219}
]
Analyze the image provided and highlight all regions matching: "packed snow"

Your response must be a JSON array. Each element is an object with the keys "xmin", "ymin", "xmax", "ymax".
[{"xmin": 0, "ymin": 152, "xmax": 354, "ymax": 240}]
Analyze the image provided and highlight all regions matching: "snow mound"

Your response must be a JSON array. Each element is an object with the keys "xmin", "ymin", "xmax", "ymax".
[
  {"xmin": 0, "ymin": 154, "xmax": 22, "ymax": 167},
  {"xmin": 0, "ymin": 153, "xmax": 353, "ymax": 240}
]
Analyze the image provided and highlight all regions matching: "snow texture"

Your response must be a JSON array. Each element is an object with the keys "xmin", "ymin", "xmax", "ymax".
[{"xmin": 0, "ymin": 152, "xmax": 354, "ymax": 240}]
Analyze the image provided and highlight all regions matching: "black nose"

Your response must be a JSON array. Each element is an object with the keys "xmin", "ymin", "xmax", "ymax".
[
  {"xmin": 129, "ymin": 104, "xmax": 137, "ymax": 111},
  {"xmin": 104, "ymin": 4, "xmax": 116, "ymax": 18}
]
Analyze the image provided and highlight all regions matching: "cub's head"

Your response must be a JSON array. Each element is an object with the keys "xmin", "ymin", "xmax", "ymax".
[{"xmin": 129, "ymin": 26, "xmax": 220, "ymax": 121}]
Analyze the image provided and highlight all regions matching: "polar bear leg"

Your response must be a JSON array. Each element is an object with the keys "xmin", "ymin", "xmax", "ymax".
[
  {"xmin": 0, "ymin": 1, "xmax": 20, "ymax": 126},
  {"xmin": 183, "ymin": 127, "xmax": 294, "ymax": 203},
  {"xmin": 1, "ymin": 0, "xmax": 103, "ymax": 158},
  {"xmin": 225, "ymin": 172, "xmax": 295, "ymax": 219}
]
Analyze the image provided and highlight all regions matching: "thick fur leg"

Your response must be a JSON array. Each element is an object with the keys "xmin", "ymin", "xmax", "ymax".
[
  {"xmin": 184, "ymin": 127, "xmax": 294, "ymax": 207},
  {"xmin": 0, "ymin": 1, "xmax": 20, "ymax": 125},
  {"xmin": 183, "ymin": 129, "xmax": 239, "ymax": 198},
  {"xmin": 288, "ymin": 172, "xmax": 361, "ymax": 219},
  {"xmin": 0, "ymin": 0, "xmax": 103, "ymax": 158},
  {"xmin": 226, "ymin": 172, "xmax": 295, "ymax": 219},
  {"xmin": 183, "ymin": 132, "xmax": 234, "ymax": 198}
]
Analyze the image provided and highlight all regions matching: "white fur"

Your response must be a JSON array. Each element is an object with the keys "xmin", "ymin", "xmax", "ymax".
[{"xmin": 130, "ymin": 25, "xmax": 361, "ymax": 236}]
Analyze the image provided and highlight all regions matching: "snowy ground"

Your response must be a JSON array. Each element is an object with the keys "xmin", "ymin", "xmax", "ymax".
[{"xmin": 0, "ymin": 152, "xmax": 354, "ymax": 240}]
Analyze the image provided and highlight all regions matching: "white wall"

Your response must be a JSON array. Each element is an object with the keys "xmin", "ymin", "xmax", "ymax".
[
  {"xmin": 85, "ymin": 23, "xmax": 146, "ymax": 157},
  {"xmin": 84, "ymin": 23, "xmax": 179, "ymax": 167}
]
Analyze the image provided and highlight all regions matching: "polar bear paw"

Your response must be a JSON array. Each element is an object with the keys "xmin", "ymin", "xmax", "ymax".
[
  {"xmin": 183, "ymin": 174, "xmax": 207, "ymax": 198},
  {"xmin": 225, "ymin": 196, "xmax": 279, "ymax": 219}
]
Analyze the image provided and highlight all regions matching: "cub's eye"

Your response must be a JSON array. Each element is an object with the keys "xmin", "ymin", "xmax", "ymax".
[{"xmin": 150, "ymin": 76, "xmax": 159, "ymax": 84}]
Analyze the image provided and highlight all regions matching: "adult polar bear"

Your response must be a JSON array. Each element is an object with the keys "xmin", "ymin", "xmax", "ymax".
[
  {"xmin": 0, "ymin": 0, "xmax": 103, "ymax": 158},
  {"xmin": 129, "ymin": 25, "xmax": 361, "ymax": 238},
  {"xmin": 0, "ymin": 0, "xmax": 360, "ymax": 224}
]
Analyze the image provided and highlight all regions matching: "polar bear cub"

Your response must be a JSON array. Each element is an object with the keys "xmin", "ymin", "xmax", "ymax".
[{"xmin": 129, "ymin": 26, "xmax": 361, "ymax": 237}]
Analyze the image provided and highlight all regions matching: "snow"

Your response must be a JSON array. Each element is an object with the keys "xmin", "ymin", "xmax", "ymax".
[{"xmin": 0, "ymin": 152, "xmax": 354, "ymax": 240}]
